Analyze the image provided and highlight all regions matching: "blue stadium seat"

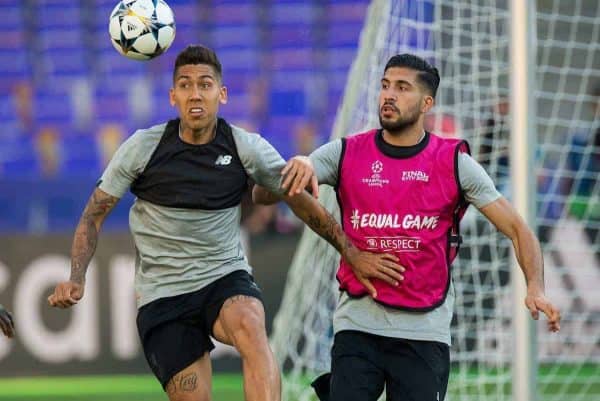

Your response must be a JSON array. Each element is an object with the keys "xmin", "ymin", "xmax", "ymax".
[
  {"xmin": 262, "ymin": 116, "xmax": 307, "ymax": 159},
  {"xmin": 219, "ymin": 48, "xmax": 261, "ymax": 73},
  {"xmin": 169, "ymin": 3, "xmax": 199, "ymax": 25},
  {"xmin": 35, "ymin": 93, "xmax": 72, "ymax": 126},
  {"xmin": 327, "ymin": 47, "xmax": 357, "ymax": 70},
  {"xmin": 0, "ymin": 136, "xmax": 39, "ymax": 177},
  {"xmin": 271, "ymin": 3, "xmax": 318, "ymax": 25},
  {"xmin": 271, "ymin": 48, "xmax": 316, "ymax": 70},
  {"xmin": 220, "ymin": 93, "xmax": 251, "ymax": 121},
  {"xmin": 37, "ymin": 4, "xmax": 83, "ymax": 29},
  {"xmin": 96, "ymin": 48, "xmax": 148, "ymax": 76},
  {"xmin": 60, "ymin": 135, "xmax": 101, "ymax": 176},
  {"xmin": 0, "ymin": 188, "xmax": 30, "ymax": 231},
  {"xmin": 212, "ymin": 3, "xmax": 259, "ymax": 25},
  {"xmin": 269, "ymin": 90, "xmax": 306, "ymax": 116},
  {"xmin": 211, "ymin": 26, "xmax": 261, "ymax": 49},
  {"xmin": 0, "ymin": 50, "xmax": 30, "ymax": 75},
  {"xmin": 327, "ymin": 22, "xmax": 363, "ymax": 47},
  {"xmin": 0, "ymin": 5, "xmax": 22, "ymax": 29},
  {"xmin": 327, "ymin": 2, "xmax": 368, "ymax": 23},
  {"xmin": 0, "ymin": 29, "xmax": 26, "ymax": 51},
  {"xmin": 269, "ymin": 26, "xmax": 315, "ymax": 49},
  {"xmin": 37, "ymin": 28, "xmax": 82, "ymax": 50},
  {"xmin": 41, "ymin": 48, "xmax": 88, "ymax": 77}
]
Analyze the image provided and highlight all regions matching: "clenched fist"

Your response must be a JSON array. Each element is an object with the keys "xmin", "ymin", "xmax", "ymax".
[{"xmin": 48, "ymin": 281, "xmax": 84, "ymax": 309}]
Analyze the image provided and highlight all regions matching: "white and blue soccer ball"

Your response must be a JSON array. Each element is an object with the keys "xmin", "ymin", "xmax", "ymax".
[{"xmin": 109, "ymin": 0, "xmax": 176, "ymax": 60}]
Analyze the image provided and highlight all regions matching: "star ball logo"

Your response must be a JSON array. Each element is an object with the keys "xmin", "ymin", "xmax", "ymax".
[
  {"xmin": 372, "ymin": 160, "xmax": 383, "ymax": 174},
  {"xmin": 362, "ymin": 160, "xmax": 389, "ymax": 187}
]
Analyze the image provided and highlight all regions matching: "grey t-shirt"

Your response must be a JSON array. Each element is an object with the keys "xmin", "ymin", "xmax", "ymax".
[
  {"xmin": 310, "ymin": 137, "xmax": 502, "ymax": 345},
  {"xmin": 98, "ymin": 121, "xmax": 286, "ymax": 308}
]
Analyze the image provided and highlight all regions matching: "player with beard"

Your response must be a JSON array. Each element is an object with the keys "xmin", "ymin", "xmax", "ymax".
[{"xmin": 253, "ymin": 54, "xmax": 561, "ymax": 401}]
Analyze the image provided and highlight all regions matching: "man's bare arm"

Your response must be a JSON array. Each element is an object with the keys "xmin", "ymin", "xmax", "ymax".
[
  {"xmin": 282, "ymin": 191, "xmax": 405, "ymax": 298},
  {"xmin": 70, "ymin": 188, "xmax": 119, "ymax": 284},
  {"xmin": 479, "ymin": 197, "xmax": 561, "ymax": 332},
  {"xmin": 252, "ymin": 185, "xmax": 281, "ymax": 205},
  {"xmin": 48, "ymin": 188, "xmax": 119, "ymax": 308}
]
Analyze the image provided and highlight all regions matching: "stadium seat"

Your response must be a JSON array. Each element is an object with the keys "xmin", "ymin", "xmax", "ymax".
[
  {"xmin": 36, "ymin": 4, "xmax": 84, "ymax": 29},
  {"xmin": 212, "ymin": 3, "xmax": 259, "ymax": 25},
  {"xmin": 0, "ymin": 136, "xmax": 40, "ymax": 177},
  {"xmin": 60, "ymin": 135, "xmax": 101, "ymax": 176}
]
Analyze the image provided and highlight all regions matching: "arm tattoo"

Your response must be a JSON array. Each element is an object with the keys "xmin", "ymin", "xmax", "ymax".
[
  {"xmin": 285, "ymin": 193, "xmax": 356, "ymax": 259},
  {"xmin": 69, "ymin": 190, "xmax": 118, "ymax": 284},
  {"xmin": 306, "ymin": 210, "xmax": 353, "ymax": 256}
]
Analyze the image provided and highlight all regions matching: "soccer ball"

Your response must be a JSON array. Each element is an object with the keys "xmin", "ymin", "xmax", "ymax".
[{"xmin": 109, "ymin": 0, "xmax": 176, "ymax": 60}]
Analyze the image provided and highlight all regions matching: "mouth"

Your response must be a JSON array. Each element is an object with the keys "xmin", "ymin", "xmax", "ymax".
[
  {"xmin": 189, "ymin": 107, "xmax": 205, "ymax": 117},
  {"xmin": 381, "ymin": 104, "xmax": 397, "ymax": 117}
]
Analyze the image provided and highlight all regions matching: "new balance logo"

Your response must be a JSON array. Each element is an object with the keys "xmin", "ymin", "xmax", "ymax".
[{"xmin": 215, "ymin": 155, "xmax": 232, "ymax": 165}]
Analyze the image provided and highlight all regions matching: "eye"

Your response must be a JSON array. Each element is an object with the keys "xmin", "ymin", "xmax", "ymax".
[{"xmin": 201, "ymin": 82, "xmax": 212, "ymax": 89}]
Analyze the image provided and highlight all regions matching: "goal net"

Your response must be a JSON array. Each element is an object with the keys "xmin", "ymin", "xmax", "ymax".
[{"xmin": 270, "ymin": 1, "xmax": 600, "ymax": 400}]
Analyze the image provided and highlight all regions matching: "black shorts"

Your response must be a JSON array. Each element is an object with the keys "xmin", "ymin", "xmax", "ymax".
[
  {"xmin": 136, "ymin": 270, "xmax": 263, "ymax": 390},
  {"xmin": 312, "ymin": 330, "xmax": 450, "ymax": 401}
]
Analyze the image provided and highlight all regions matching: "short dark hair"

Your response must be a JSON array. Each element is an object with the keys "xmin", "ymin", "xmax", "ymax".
[
  {"xmin": 173, "ymin": 45, "xmax": 222, "ymax": 83},
  {"xmin": 384, "ymin": 54, "xmax": 440, "ymax": 98}
]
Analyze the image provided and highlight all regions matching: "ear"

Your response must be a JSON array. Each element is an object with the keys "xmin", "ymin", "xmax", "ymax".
[
  {"xmin": 422, "ymin": 96, "xmax": 434, "ymax": 113},
  {"xmin": 169, "ymin": 87, "xmax": 175, "ymax": 107},
  {"xmin": 219, "ymin": 85, "xmax": 228, "ymax": 105}
]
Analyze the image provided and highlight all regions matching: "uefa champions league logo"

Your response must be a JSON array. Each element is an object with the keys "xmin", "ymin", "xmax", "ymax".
[{"xmin": 362, "ymin": 160, "xmax": 388, "ymax": 187}]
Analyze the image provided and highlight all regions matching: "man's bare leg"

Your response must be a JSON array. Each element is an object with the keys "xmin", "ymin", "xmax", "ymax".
[
  {"xmin": 213, "ymin": 295, "xmax": 281, "ymax": 401},
  {"xmin": 165, "ymin": 353, "xmax": 212, "ymax": 401}
]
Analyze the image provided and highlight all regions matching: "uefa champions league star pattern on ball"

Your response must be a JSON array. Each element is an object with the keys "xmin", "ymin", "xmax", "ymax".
[{"xmin": 109, "ymin": 0, "xmax": 176, "ymax": 60}]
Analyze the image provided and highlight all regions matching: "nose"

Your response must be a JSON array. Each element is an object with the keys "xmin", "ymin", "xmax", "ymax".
[
  {"xmin": 384, "ymin": 95, "xmax": 396, "ymax": 105},
  {"xmin": 190, "ymin": 84, "xmax": 202, "ymax": 99}
]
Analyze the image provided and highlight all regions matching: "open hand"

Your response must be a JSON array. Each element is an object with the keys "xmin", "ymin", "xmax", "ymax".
[
  {"xmin": 344, "ymin": 248, "xmax": 405, "ymax": 298},
  {"xmin": 48, "ymin": 281, "xmax": 85, "ymax": 309},
  {"xmin": 281, "ymin": 156, "xmax": 319, "ymax": 198}
]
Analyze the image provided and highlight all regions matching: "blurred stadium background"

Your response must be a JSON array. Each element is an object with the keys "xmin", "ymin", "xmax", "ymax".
[{"xmin": 0, "ymin": 1, "xmax": 598, "ymax": 401}]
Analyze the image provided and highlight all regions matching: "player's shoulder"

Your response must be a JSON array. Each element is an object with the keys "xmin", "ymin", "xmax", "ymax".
[
  {"xmin": 428, "ymin": 132, "xmax": 471, "ymax": 153},
  {"xmin": 229, "ymin": 122, "xmax": 270, "ymax": 151},
  {"xmin": 114, "ymin": 120, "xmax": 173, "ymax": 160},
  {"xmin": 124, "ymin": 120, "xmax": 170, "ymax": 146},
  {"xmin": 135, "ymin": 121, "xmax": 171, "ymax": 139},
  {"xmin": 348, "ymin": 128, "xmax": 378, "ymax": 140},
  {"xmin": 230, "ymin": 123, "xmax": 259, "ymax": 140}
]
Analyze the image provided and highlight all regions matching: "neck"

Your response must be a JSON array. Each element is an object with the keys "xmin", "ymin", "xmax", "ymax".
[
  {"xmin": 179, "ymin": 119, "xmax": 217, "ymax": 145},
  {"xmin": 382, "ymin": 121, "xmax": 425, "ymax": 146}
]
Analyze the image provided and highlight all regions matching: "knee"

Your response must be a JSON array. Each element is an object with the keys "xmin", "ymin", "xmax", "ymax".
[{"xmin": 230, "ymin": 309, "xmax": 268, "ymax": 349}]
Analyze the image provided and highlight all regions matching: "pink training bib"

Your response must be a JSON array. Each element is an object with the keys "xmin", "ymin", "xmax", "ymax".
[{"xmin": 336, "ymin": 130, "xmax": 470, "ymax": 310}]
